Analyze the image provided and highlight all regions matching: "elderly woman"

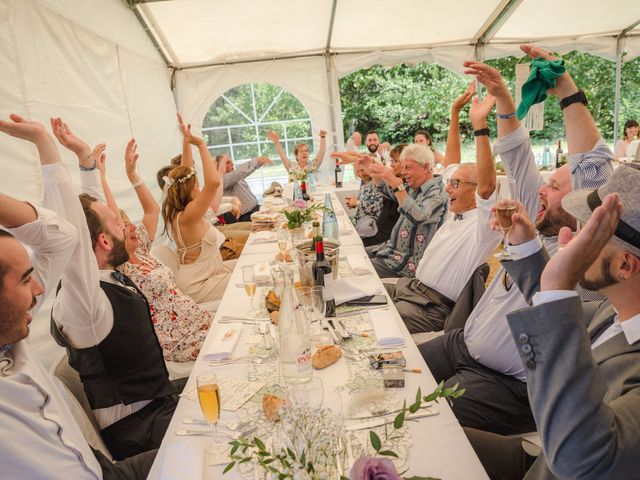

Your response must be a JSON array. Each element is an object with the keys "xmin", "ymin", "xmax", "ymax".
[
  {"xmin": 267, "ymin": 128, "xmax": 327, "ymax": 177},
  {"xmin": 347, "ymin": 163, "xmax": 384, "ymax": 237}
]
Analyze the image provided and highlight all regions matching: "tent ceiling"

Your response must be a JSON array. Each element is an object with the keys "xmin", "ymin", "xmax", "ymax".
[{"xmin": 132, "ymin": 0, "xmax": 640, "ymax": 68}]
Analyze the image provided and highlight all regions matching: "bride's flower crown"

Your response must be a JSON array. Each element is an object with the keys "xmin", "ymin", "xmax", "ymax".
[{"xmin": 163, "ymin": 168, "xmax": 197, "ymax": 187}]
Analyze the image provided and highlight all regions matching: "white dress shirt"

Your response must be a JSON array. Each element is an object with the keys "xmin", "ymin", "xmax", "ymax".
[
  {"xmin": 415, "ymin": 191, "xmax": 501, "ymax": 301},
  {"xmin": 1, "ymin": 206, "xmax": 101, "ymax": 479},
  {"xmin": 44, "ymin": 164, "xmax": 153, "ymax": 428}
]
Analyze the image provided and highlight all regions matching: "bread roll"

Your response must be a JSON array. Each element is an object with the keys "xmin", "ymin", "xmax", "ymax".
[
  {"xmin": 262, "ymin": 394, "xmax": 289, "ymax": 422},
  {"xmin": 312, "ymin": 345, "xmax": 342, "ymax": 369}
]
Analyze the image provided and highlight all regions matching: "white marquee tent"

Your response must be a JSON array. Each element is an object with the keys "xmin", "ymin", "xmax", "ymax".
[{"xmin": 1, "ymin": 0, "xmax": 640, "ymax": 365}]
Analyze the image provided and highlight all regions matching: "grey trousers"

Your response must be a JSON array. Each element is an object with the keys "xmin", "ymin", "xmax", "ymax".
[
  {"xmin": 385, "ymin": 279, "xmax": 452, "ymax": 333},
  {"xmin": 419, "ymin": 329, "xmax": 536, "ymax": 435}
]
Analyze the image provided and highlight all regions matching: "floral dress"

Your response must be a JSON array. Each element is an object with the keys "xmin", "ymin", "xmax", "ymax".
[{"xmin": 118, "ymin": 224, "xmax": 212, "ymax": 362}]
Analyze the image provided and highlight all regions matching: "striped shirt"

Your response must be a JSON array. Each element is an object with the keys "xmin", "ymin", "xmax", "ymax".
[{"xmin": 464, "ymin": 126, "xmax": 613, "ymax": 381}]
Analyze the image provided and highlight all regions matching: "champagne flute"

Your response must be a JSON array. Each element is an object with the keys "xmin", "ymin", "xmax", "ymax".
[
  {"xmin": 197, "ymin": 372, "xmax": 221, "ymax": 456},
  {"xmin": 242, "ymin": 265, "xmax": 257, "ymax": 317},
  {"xmin": 310, "ymin": 286, "xmax": 326, "ymax": 335},
  {"xmin": 494, "ymin": 178, "xmax": 517, "ymax": 260},
  {"xmin": 277, "ymin": 229, "xmax": 289, "ymax": 254}
]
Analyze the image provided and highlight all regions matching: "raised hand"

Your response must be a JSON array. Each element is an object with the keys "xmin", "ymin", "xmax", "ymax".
[
  {"xmin": 124, "ymin": 139, "xmax": 139, "ymax": 179},
  {"xmin": 463, "ymin": 61, "xmax": 509, "ymax": 99},
  {"xmin": 519, "ymin": 44, "xmax": 576, "ymax": 98},
  {"xmin": 0, "ymin": 114, "xmax": 48, "ymax": 143},
  {"xmin": 368, "ymin": 162, "xmax": 396, "ymax": 184},
  {"xmin": 330, "ymin": 151, "xmax": 363, "ymax": 165},
  {"xmin": 50, "ymin": 117, "xmax": 91, "ymax": 157},
  {"xmin": 319, "ymin": 129, "xmax": 328, "ymax": 138},
  {"xmin": 257, "ymin": 155, "xmax": 273, "ymax": 166},
  {"xmin": 452, "ymin": 82, "xmax": 476, "ymax": 112},
  {"xmin": 177, "ymin": 112, "xmax": 204, "ymax": 146},
  {"xmin": 266, "ymin": 130, "xmax": 280, "ymax": 144},
  {"xmin": 469, "ymin": 94, "xmax": 496, "ymax": 128},
  {"xmin": 540, "ymin": 193, "xmax": 622, "ymax": 291},
  {"xmin": 93, "ymin": 143, "xmax": 107, "ymax": 176}
]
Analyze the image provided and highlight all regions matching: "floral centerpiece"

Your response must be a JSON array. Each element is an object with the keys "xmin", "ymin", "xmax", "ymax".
[
  {"xmin": 289, "ymin": 163, "xmax": 309, "ymax": 182},
  {"xmin": 283, "ymin": 199, "xmax": 326, "ymax": 229}
]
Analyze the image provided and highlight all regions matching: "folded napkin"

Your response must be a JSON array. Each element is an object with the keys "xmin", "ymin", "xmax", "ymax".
[
  {"xmin": 201, "ymin": 323, "xmax": 242, "ymax": 361},
  {"xmin": 160, "ymin": 439, "xmax": 203, "ymax": 480},
  {"xmin": 251, "ymin": 230, "xmax": 276, "ymax": 244},
  {"xmin": 282, "ymin": 183, "xmax": 294, "ymax": 201},
  {"xmin": 369, "ymin": 310, "xmax": 406, "ymax": 347},
  {"xmin": 347, "ymin": 255, "xmax": 371, "ymax": 276},
  {"xmin": 333, "ymin": 275, "xmax": 381, "ymax": 305},
  {"xmin": 254, "ymin": 261, "xmax": 271, "ymax": 283}
]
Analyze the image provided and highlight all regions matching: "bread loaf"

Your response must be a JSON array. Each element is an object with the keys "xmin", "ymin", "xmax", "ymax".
[{"xmin": 312, "ymin": 345, "xmax": 342, "ymax": 369}]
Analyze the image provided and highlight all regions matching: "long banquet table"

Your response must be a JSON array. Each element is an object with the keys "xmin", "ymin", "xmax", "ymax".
[{"xmin": 148, "ymin": 185, "xmax": 488, "ymax": 479}]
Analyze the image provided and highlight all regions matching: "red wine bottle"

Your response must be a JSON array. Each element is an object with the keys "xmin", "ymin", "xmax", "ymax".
[{"xmin": 312, "ymin": 237, "xmax": 336, "ymax": 317}]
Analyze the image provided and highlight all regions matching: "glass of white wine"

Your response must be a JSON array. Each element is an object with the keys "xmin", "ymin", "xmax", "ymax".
[
  {"xmin": 494, "ymin": 178, "xmax": 517, "ymax": 260},
  {"xmin": 277, "ymin": 229, "xmax": 289, "ymax": 254},
  {"xmin": 242, "ymin": 265, "xmax": 257, "ymax": 317},
  {"xmin": 197, "ymin": 372, "xmax": 221, "ymax": 455}
]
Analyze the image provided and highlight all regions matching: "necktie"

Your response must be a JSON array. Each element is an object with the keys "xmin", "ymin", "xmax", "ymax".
[{"xmin": 111, "ymin": 271, "xmax": 130, "ymax": 286}]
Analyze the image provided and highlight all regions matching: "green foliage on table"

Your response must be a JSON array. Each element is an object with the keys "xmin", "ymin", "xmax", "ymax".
[
  {"xmin": 224, "ymin": 381, "xmax": 465, "ymax": 479},
  {"xmin": 339, "ymin": 52, "xmax": 640, "ymax": 145},
  {"xmin": 283, "ymin": 202, "xmax": 328, "ymax": 229}
]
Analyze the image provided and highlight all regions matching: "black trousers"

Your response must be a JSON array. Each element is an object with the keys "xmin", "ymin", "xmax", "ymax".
[
  {"xmin": 236, "ymin": 205, "xmax": 260, "ymax": 223},
  {"xmin": 419, "ymin": 329, "xmax": 536, "ymax": 435},
  {"xmin": 101, "ymin": 377, "xmax": 187, "ymax": 461},
  {"xmin": 94, "ymin": 448, "xmax": 157, "ymax": 480}
]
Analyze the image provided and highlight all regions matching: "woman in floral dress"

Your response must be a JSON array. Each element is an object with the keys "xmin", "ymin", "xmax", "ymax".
[{"xmin": 267, "ymin": 128, "xmax": 328, "ymax": 177}]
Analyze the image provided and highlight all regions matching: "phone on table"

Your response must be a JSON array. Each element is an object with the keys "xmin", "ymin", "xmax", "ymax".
[{"xmin": 344, "ymin": 295, "xmax": 388, "ymax": 306}]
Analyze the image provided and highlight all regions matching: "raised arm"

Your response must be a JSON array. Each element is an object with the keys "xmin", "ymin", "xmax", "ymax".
[
  {"xmin": 177, "ymin": 113, "xmax": 195, "ymax": 168},
  {"xmin": 94, "ymin": 143, "xmax": 120, "ymax": 217},
  {"xmin": 313, "ymin": 129, "xmax": 328, "ymax": 168},
  {"xmin": 444, "ymin": 82, "xmax": 475, "ymax": 169},
  {"xmin": 179, "ymin": 122, "xmax": 221, "ymax": 225},
  {"xmin": 267, "ymin": 130, "xmax": 292, "ymax": 171},
  {"xmin": 124, "ymin": 139, "xmax": 160, "ymax": 240},
  {"xmin": 469, "ymin": 94, "xmax": 497, "ymax": 199}
]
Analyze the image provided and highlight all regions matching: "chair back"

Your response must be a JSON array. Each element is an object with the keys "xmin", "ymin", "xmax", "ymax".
[
  {"xmin": 443, "ymin": 263, "xmax": 490, "ymax": 333},
  {"xmin": 50, "ymin": 352, "xmax": 112, "ymax": 460}
]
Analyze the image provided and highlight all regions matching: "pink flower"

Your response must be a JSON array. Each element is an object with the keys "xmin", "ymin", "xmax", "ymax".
[
  {"xmin": 400, "ymin": 229, "xmax": 409, "ymax": 239},
  {"xmin": 416, "ymin": 233, "xmax": 425, "ymax": 244},
  {"xmin": 292, "ymin": 199, "xmax": 307, "ymax": 210},
  {"xmin": 349, "ymin": 456, "xmax": 401, "ymax": 480},
  {"xmin": 407, "ymin": 261, "xmax": 416, "ymax": 271}
]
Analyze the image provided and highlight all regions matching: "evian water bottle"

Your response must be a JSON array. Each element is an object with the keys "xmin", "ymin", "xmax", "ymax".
[{"xmin": 278, "ymin": 267, "xmax": 312, "ymax": 384}]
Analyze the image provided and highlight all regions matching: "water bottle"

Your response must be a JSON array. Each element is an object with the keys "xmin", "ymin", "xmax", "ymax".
[
  {"xmin": 542, "ymin": 140, "xmax": 553, "ymax": 170},
  {"xmin": 278, "ymin": 269, "xmax": 312, "ymax": 384},
  {"xmin": 307, "ymin": 171, "xmax": 316, "ymax": 192},
  {"xmin": 322, "ymin": 193, "xmax": 340, "ymax": 242},
  {"xmin": 293, "ymin": 179, "xmax": 303, "ymax": 202}
]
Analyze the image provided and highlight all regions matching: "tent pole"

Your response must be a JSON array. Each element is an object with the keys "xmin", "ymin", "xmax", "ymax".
[
  {"xmin": 613, "ymin": 37, "xmax": 623, "ymax": 150},
  {"xmin": 324, "ymin": 54, "xmax": 343, "ymax": 153}
]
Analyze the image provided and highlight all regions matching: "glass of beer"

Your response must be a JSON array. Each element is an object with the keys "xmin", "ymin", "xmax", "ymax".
[
  {"xmin": 494, "ymin": 178, "xmax": 517, "ymax": 260},
  {"xmin": 242, "ymin": 265, "xmax": 257, "ymax": 317},
  {"xmin": 197, "ymin": 372, "xmax": 221, "ymax": 454}
]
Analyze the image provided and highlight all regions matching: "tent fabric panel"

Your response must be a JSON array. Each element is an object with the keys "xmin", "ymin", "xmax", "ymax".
[
  {"xmin": 174, "ymin": 55, "xmax": 338, "ymax": 179},
  {"xmin": 330, "ymin": 0, "xmax": 502, "ymax": 50},
  {"xmin": 494, "ymin": 0, "xmax": 640, "ymax": 40},
  {"xmin": 142, "ymin": 0, "xmax": 332, "ymax": 66}
]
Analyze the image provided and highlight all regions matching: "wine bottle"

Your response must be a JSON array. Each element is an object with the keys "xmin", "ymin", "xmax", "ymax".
[
  {"xmin": 555, "ymin": 140, "xmax": 564, "ymax": 168},
  {"xmin": 312, "ymin": 237, "xmax": 336, "ymax": 317},
  {"xmin": 334, "ymin": 160, "xmax": 343, "ymax": 188},
  {"xmin": 310, "ymin": 221, "xmax": 321, "ymax": 252},
  {"xmin": 301, "ymin": 180, "xmax": 310, "ymax": 201}
]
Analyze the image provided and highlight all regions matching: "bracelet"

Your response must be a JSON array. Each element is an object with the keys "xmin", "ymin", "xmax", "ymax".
[
  {"xmin": 473, "ymin": 128, "xmax": 490, "ymax": 137},
  {"xmin": 79, "ymin": 154, "xmax": 97, "ymax": 171},
  {"xmin": 496, "ymin": 112, "xmax": 516, "ymax": 120},
  {"xmin": 559, "ymin": 90, "xmax": 588, "ymax": 110},
  {"xmin": 131, "ymin": 179, "xmax": 144, "ymax": 188}
]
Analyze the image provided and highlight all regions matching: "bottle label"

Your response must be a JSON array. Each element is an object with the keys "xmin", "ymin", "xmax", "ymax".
[
  {"xmin": 336, "ymin": 171, "xmax": 343, "ymax": 183},
  {"xmin": 296, "ymin": 347, "xmax": 311, "ymax": 370},
  {"xmin": 324, "ymin": 273, "xmax": 335, "ymax": 300}
]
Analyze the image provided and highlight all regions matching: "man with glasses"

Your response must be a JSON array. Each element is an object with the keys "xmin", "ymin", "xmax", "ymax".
[{"xmin": 386, "ymin": 85, "xmax": 502, "ymax": 333}]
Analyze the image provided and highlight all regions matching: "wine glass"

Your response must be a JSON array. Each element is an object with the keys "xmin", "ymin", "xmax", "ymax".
[
  {"xmin": 277, "ymin": 229, "xmax": 289, "ymax": 254},
  {"xmin": 242, "ymin": 265, "xmax": 257, "ymax": 317},
  {"xmin": 197, "ymin": 372, "xmax": 221, "ymax": 456},
  {"xmin": 494, "ymin": 178, "xmax": 517, "ymax": 260},
  {"xmin": 296, "ymin": 286, "xmax": 313, "ymax": 324},
  {"xmin": 310, "ymin": 286, "xmax": 326, "ymax": 335}
]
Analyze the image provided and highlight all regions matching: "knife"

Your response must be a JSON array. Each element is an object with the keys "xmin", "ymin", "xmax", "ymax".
[{"xmin": 345, "ymin": 409, "xmax": 437, "ymax": 431}]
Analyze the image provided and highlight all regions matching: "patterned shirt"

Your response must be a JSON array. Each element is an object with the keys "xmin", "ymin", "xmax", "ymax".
[
  {"xmin": 353, "ymin": 179, "xmax": 384, "ymax": 225},
  {"xmin": 118, "ymin": 224, "xmax": 212, "ymax": 363},
  {"xmin": 464, "ymin": 126, "xmax": 613, "ymax": 381},
  {"xmin": 374, "ymin": 176, "xmax": 448, "ymax": 277}
]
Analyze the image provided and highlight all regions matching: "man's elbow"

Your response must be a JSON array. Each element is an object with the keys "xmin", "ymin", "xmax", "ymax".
[{"xmin": 477, "ymin": 183, "xmax": 495, "ymax": 200}]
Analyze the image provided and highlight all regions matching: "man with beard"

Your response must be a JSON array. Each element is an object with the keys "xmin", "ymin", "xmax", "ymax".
[
  {"xmin": 466, "ymin": 167, "xmax": 640, "ymax": 479},
  {"xmin": 45, "ymin": 117, "xmax": 181, "ymax": 461},
  {"xmin": 418, "ymin": 45, "xmax": 613, "ymax": 435}
]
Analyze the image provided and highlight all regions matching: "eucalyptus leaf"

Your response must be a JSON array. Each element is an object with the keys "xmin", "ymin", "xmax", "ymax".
[
  {"xmin": 370, "ymin": 430, "xmax": 382, "ymax": 451},
  {"xmin": 394, "ymin": 411, "xmax": 405, "ymax": 429},
  {"xmin": 378, "ymin": 450, "xmax": 399, "ymax": 458},
  {"xmin": 223, "ymin": 462, "xmax": 235, "ymax": 474},
  {"xmin": 254, "ymin": 437, "xmax": 266, "ymax": 451}
]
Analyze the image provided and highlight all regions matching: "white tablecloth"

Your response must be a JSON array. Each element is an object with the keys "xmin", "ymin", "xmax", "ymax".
[{"xmin": 147, "ymin": 186, "xmax": 488, "ymax": 480}]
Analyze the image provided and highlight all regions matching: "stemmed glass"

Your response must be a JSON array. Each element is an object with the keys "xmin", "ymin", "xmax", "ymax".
[
  {"xmin": 242, "ymin": 265, "xmax": 257, "ymax": 317},
  {"xmin": 494, "ymin": 178, "xmax": 517, "ymax": 260},
  {"xmin": 197, "ymin": 372, "xmax": 222, "ymax": 456},
  {"xmin": 310, "ymin": 286, "xmax": 326, "ymax": 335},
  {"xmin": 277, "ymin": 229, "xmax": 289, "ymax": 255}
]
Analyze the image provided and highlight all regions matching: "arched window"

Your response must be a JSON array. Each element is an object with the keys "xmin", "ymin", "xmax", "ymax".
[{"xmin": 202, "ymin": 83, "xmax": 313, "ymax": 194}]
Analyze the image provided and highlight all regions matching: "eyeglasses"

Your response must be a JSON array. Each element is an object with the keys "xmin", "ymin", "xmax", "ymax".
[{"xmin": 447, "ymin": 178, "xmax": 478, "ymax": 188}]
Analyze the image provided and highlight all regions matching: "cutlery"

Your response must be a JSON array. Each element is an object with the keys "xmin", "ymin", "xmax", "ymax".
[
  {"xmin": 346, "ymin": 404, "xmax": 434, "ymax": 420},
  {"xmin": 345, "ymin": 410, "xmax": 437, "ymax": 431}
]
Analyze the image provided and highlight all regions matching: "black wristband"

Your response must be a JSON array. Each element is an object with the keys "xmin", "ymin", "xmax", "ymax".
[
  {"xmin": 473, "ymin": 128, "xmax": 490, "ymax": 137},
  {"xmin": 559, "ymin": 90, "xmax": 588, "ymax": 110}
]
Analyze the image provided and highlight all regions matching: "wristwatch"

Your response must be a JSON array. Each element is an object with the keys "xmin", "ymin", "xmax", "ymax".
[
  {"xmin": 559, "ymin": 90, "xmax": 588, "ymax": 110},
  {"xmin": 392, "ymin": 183, "xmax": 406, "ymax": 193}
]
